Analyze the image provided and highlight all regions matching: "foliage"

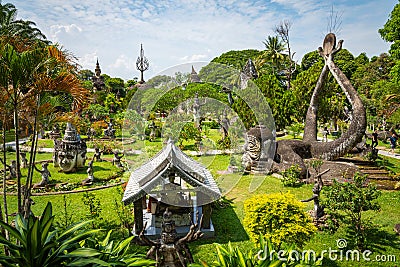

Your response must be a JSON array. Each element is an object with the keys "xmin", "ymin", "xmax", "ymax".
[
  {"xmin": 179, "ymin": 122, "xmax": 201, "ymax": 148},
  {"xmin": 55, "ymin": 195, "xmax": 74, "ymax": 231},
  {"xmin": 288, "ymin": 121, "xmax": 304, "ymax": 139},
  {"xmin": 0, "ymin": 202, "xmax": 101, "ymax": 267},
  {"xmin": 322, "ymin": 172, "xmax": 381, "ymax": 248},
  {"xmin": 113, "ymin": 187, "xmax": 134, "ymax": 236},
  {"xmin": 210, "ymin": 49, "xmax": 263, "ymax": 71},
  {"xmin": 67, "ymin": 230, "xmax": 155, "ymax": 267},
  {"xmin": 82, "ymin": 192, "xmax": 102, "ymax": 228},
  {"xmin": 243, "ymin": 192, "xmax": 316, "ymax": 247},
  {"xmin": 280, "ymin": 164, "xmax": 302, "ymax": 187},
  {"xmin": 190, "ymin": 234, "xmax": 322, "ymax": 267}
]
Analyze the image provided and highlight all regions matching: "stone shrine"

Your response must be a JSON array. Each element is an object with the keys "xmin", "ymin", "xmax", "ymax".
[{"xmin": 55, "ymin": 123, "xmax": 87, "ymax": 173}]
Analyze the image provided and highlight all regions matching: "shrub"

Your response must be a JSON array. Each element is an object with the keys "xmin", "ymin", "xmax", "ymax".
[
  {"xmin": 243, "ymin": 192, "xmax": 316, "ymax": 247},
  {"xmin": 280, "ymin": 164, "xmax": 302, "ymax": 187},
  {"xmin": 322, "ymin": 172, "xmax": 381, "ymax": 249}
]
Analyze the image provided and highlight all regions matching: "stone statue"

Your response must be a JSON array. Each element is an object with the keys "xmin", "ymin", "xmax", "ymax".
[
  {"xmin": 135, "ymin": 208, "xmax": 203, "ymax": 267},
  {"xmin": 242, "ymin": 125, "xmax": 274, "ymax": 174},
  {"xmin": 219, "ymin": 109, "xmax": 230, "ymax": 139},
  {"xmin": 49, "ymin": 124, "xmax": 61, "ymax": 139},
  {"xmin": 0, "ymin": 159, "xmax": 19, "ymax": 179},
  {"xmin": 240, "ymin": 58, "xmax": 258, "ymax": 89},
  {"xmin": 92, "ymin": 59, "xmax": 105, "ymax": 92},
  {"xmin": 20, "ymin": 152, "xmax": 28, "ymax": 168},
  {"xmin": 82, "ymin": 160, "xmax": 95, "ymax": 185},
  {"xmin": 93, "ymin": 147, "xmax": 103, "ymax": 162},
  {"xmin": 33, "ymin": 162, "xmax": 51, "ymax": 188},
  {"xmin": 272, "ymin": 33, "xmax": 367, "ymax": 177},
  {"xmin": 192, "ymin": 93, "xmax": 206, "ymax": 130},
  {"xmin": 301, "ymin": 168, "xmax": 330, "ymax": 221},
  {"xmin": 104, "ymin": 120, "xmax": 116, "ymax": 139},
  {"xmin": 56, "ymin": 123, "xmax": 87, "ymax": 173},
  {"xmin": 149, "ymin": 120, "xmax": 156, "ymax": 141},
  {"xmin": 136, "ymin": 44, "xmax": 149, "ymax": 84},
  {"xmin": 112, "ymin": 151, "xmax": 124, "ymax": 169}
]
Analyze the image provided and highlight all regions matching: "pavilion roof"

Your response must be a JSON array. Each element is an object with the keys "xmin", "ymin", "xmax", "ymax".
[{"xmin": 122, "ymin": 139, "xmax": 221, "ymax": 205}]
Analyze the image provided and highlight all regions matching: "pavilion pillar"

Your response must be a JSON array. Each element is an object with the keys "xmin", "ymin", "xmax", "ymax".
[
  {"xmin": 202, "ymin": 204, "xmax": 212, "ymax": 229},
  {"xmin": 133, "ymin": 199, "xmax": 144, "ymax": 234}
]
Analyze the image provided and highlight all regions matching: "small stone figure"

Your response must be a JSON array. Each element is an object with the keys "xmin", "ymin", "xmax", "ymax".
[
  {"xmin": 192, "ymin": 93, "xmax": 206, "ymax": 130},
  {"xmin": 149, "ymin": 120, "xmax": 156, "ymax": 141},
  {"xmin": 82, "ymin": 160, "xmax": 95, "ymax": 185},
  {"xmin": 33, "ymin": 162, "xmax": 51, "ymax": 188},
  {"xmin": 104, "ymin": 120, "xmax": 116, "ymax": 139},
  {"xmin": 93, "ymin": 147, "xmax": 103, "ymax": 162},
  {"xmin": 0, "ymin": 159, "xmax": 19, "ymax": 179},
  {"xmin": 135, "ymin": 208, "xmax": 203, "ymax": 267},
  {"xmin": 371, "ymin": 130, "xmax": 379, "ymax": 149},
  {"xmin": 301, "ymin": 168, "xmax": 330, "ymax": 220},
  {"xmin": 49, "ymin": 124, "xmax": 61, "ymax": 139},
  {"xmin": 112, "ymin": 151, "xmax": 124, "ymax": 169},
  {"xmin": 20, "ymin": 152, "xmax": 28, "ymax": 168}
]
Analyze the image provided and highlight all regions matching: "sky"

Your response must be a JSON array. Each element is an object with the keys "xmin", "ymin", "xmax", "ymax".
[{"xmin": 11, "ymin": 0, "xmax": 398, "ymax": 81}]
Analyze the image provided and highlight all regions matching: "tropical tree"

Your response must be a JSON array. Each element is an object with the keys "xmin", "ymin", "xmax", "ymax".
[
  {"xmin": 258, "ymin": 36, "xmax": 286, "ymax": 71},
  {"xmin": 0, "ymin": 43, "xmax": 89, "ymax": 216}
]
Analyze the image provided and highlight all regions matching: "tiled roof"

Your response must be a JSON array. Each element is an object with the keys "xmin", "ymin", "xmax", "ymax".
[{"xmin": 122, "ymin": 139, "xmax": 221, "ymax": 205}]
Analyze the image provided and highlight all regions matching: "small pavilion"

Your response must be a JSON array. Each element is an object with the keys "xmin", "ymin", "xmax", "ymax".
[{"xmin": 122, "ymin": 139, "xmax": 221, "ymax": 237}]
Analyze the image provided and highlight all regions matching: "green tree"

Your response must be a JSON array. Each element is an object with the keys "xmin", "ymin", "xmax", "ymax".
[{"xmin": 323, "ymin": 173, "xmax": 381, "ymax": 249}]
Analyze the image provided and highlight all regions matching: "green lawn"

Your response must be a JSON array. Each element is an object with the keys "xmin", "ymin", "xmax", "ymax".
[{"xmin": 1, "ymin": 137, "xmax": 400, "ymax": 266}]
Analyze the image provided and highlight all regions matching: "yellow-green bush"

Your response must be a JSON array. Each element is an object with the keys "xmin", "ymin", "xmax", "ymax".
[{"xmin": 243, "ymin": 192, "xmax": 316, "ymax": 247}]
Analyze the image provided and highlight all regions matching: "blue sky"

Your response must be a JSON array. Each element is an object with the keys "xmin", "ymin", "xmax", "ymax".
[{"xmin": 11, "ymin": 0, "xmax": 398, "ymax": 81}]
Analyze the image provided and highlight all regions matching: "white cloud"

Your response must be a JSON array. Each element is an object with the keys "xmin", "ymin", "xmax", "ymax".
[
  {"xmin": 12, "ymin": 0, "xmax": 399, "ymax": 80},
  {"xmin": 180, "ymin": 54, "xmax": 208, "ymax": 62}
]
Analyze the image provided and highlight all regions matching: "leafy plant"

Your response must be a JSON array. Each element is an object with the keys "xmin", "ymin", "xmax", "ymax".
[
  {"xmin": 281, "ymin": 164, "xmax": 302, "ymax": 187},
  {"xmin": 190, "ymin": 234, "xmax": 322, "ymax": 267},
  {"xmin": 243, "ymin": 192, "xmax": 316, "ymax": 247},
  {"xmin": 322, "ymin": 172, "xmax": 381, "ymax": 248},
  {"xmin": 82, "ymin": 192, "xmax": 102, "ymax": 228},
  {"xmin": 55, "ymin": 195, "xmax": 74, "ymax": 231},
  {"xmin": 66, "ymin": 230, "xmax": 155, "ymax": 266},
  {"xmin": 0, "ymin": 202, "xmax": 100, "ymax": 267}
]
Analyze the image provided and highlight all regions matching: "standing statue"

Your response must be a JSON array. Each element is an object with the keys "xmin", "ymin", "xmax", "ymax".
[
  {"xmin": 301, "ymin": 168, "xmax": 330, "ymax": 220},
  {"xmin": 112, "ymin": 151, "xmax": 124, "ymax": 169},
  {"xmin": 82, "ymin": 160, "xmax": 95, "ymax": 185},
  {"xmin": 104, "ymin": 120, "xmax": 116, "ymax": 139},
  {"xmin": 219, "ymin": 109, "xmax": 230, "ymax": 139},
  {"xmin": 192, "ymin": 93, "xmax": 206, "ymax": 130},
  {"xmin": 0, "ymin": 159, "xmax": 19, "ymax": 179},
  {"xmin": 135, "ymin": 208, "xmax": 203, "ymax": 267},
  {"xmin": 93, "ymin": 147, "xmax": 103, "ymax": 162},
  {"xmin": 272, "ymin": 33, "xmax": 367, "ymax": 176},
  {"xmin": 33, "ymin": 162, "xmax": 51, "ymax": 188},
  {"xmin": 20, "ymin": 152, "xmax": 28, "ymax": 168}
]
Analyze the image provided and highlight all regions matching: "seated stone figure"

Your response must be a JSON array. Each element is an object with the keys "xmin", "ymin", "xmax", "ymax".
[
  {"xmin": 112, "ymin": 151, "xmax": 124, "ymax": 169},
  {"xmin": 33, "ymin": 162, "xmax": 51, "ymax": 188},
  {"xmin": 93, "ymin": 147, "xmax": 103, "ymax": 162}
]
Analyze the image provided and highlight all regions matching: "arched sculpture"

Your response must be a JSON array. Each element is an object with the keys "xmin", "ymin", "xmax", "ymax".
[{"xmin": 272, "ymin": 33, "xmax": 367, "ymax": 176}]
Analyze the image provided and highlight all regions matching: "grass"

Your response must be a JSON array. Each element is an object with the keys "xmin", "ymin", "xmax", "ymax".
[{"xmin": 1, "ymin": 135, "xmax": 400, "ymax": 266}]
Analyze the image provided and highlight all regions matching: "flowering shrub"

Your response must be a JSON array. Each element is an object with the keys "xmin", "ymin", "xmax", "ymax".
[{"xmin": 243, "ymin": 192, "xmax": 316, "ymax": 247}]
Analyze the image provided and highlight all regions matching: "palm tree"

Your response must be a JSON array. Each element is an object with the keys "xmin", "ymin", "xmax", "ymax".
[
  {"xmin": 260, "ymin": 36, "xmax": 286, "ymax": 70},
  {"xmin": 0, "ymin": 1, "xmax": 47, "ymax": 48},
  {"xmin": 0, "ymin": 43, "xmax": 89, "ymax": 216}
]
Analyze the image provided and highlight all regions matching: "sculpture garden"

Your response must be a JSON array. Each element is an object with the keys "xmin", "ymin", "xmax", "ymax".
[{"xmin": 1, "ymin": 1, "xmax": 400, "ymax": 266}]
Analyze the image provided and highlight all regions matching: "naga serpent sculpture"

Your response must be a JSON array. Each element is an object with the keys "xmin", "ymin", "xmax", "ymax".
[{"xmin": 271, "ymin": 33, "xmax": 367, "ymax": 176}]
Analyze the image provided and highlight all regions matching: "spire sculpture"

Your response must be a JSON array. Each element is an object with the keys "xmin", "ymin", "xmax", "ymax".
[
  {"xmin": 136, "ymin": 44, "xmax": 149, "ymax": 84},
  {"xmin": 92, "ymin": 59, "xmax": 105, "ymax": 92}
]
